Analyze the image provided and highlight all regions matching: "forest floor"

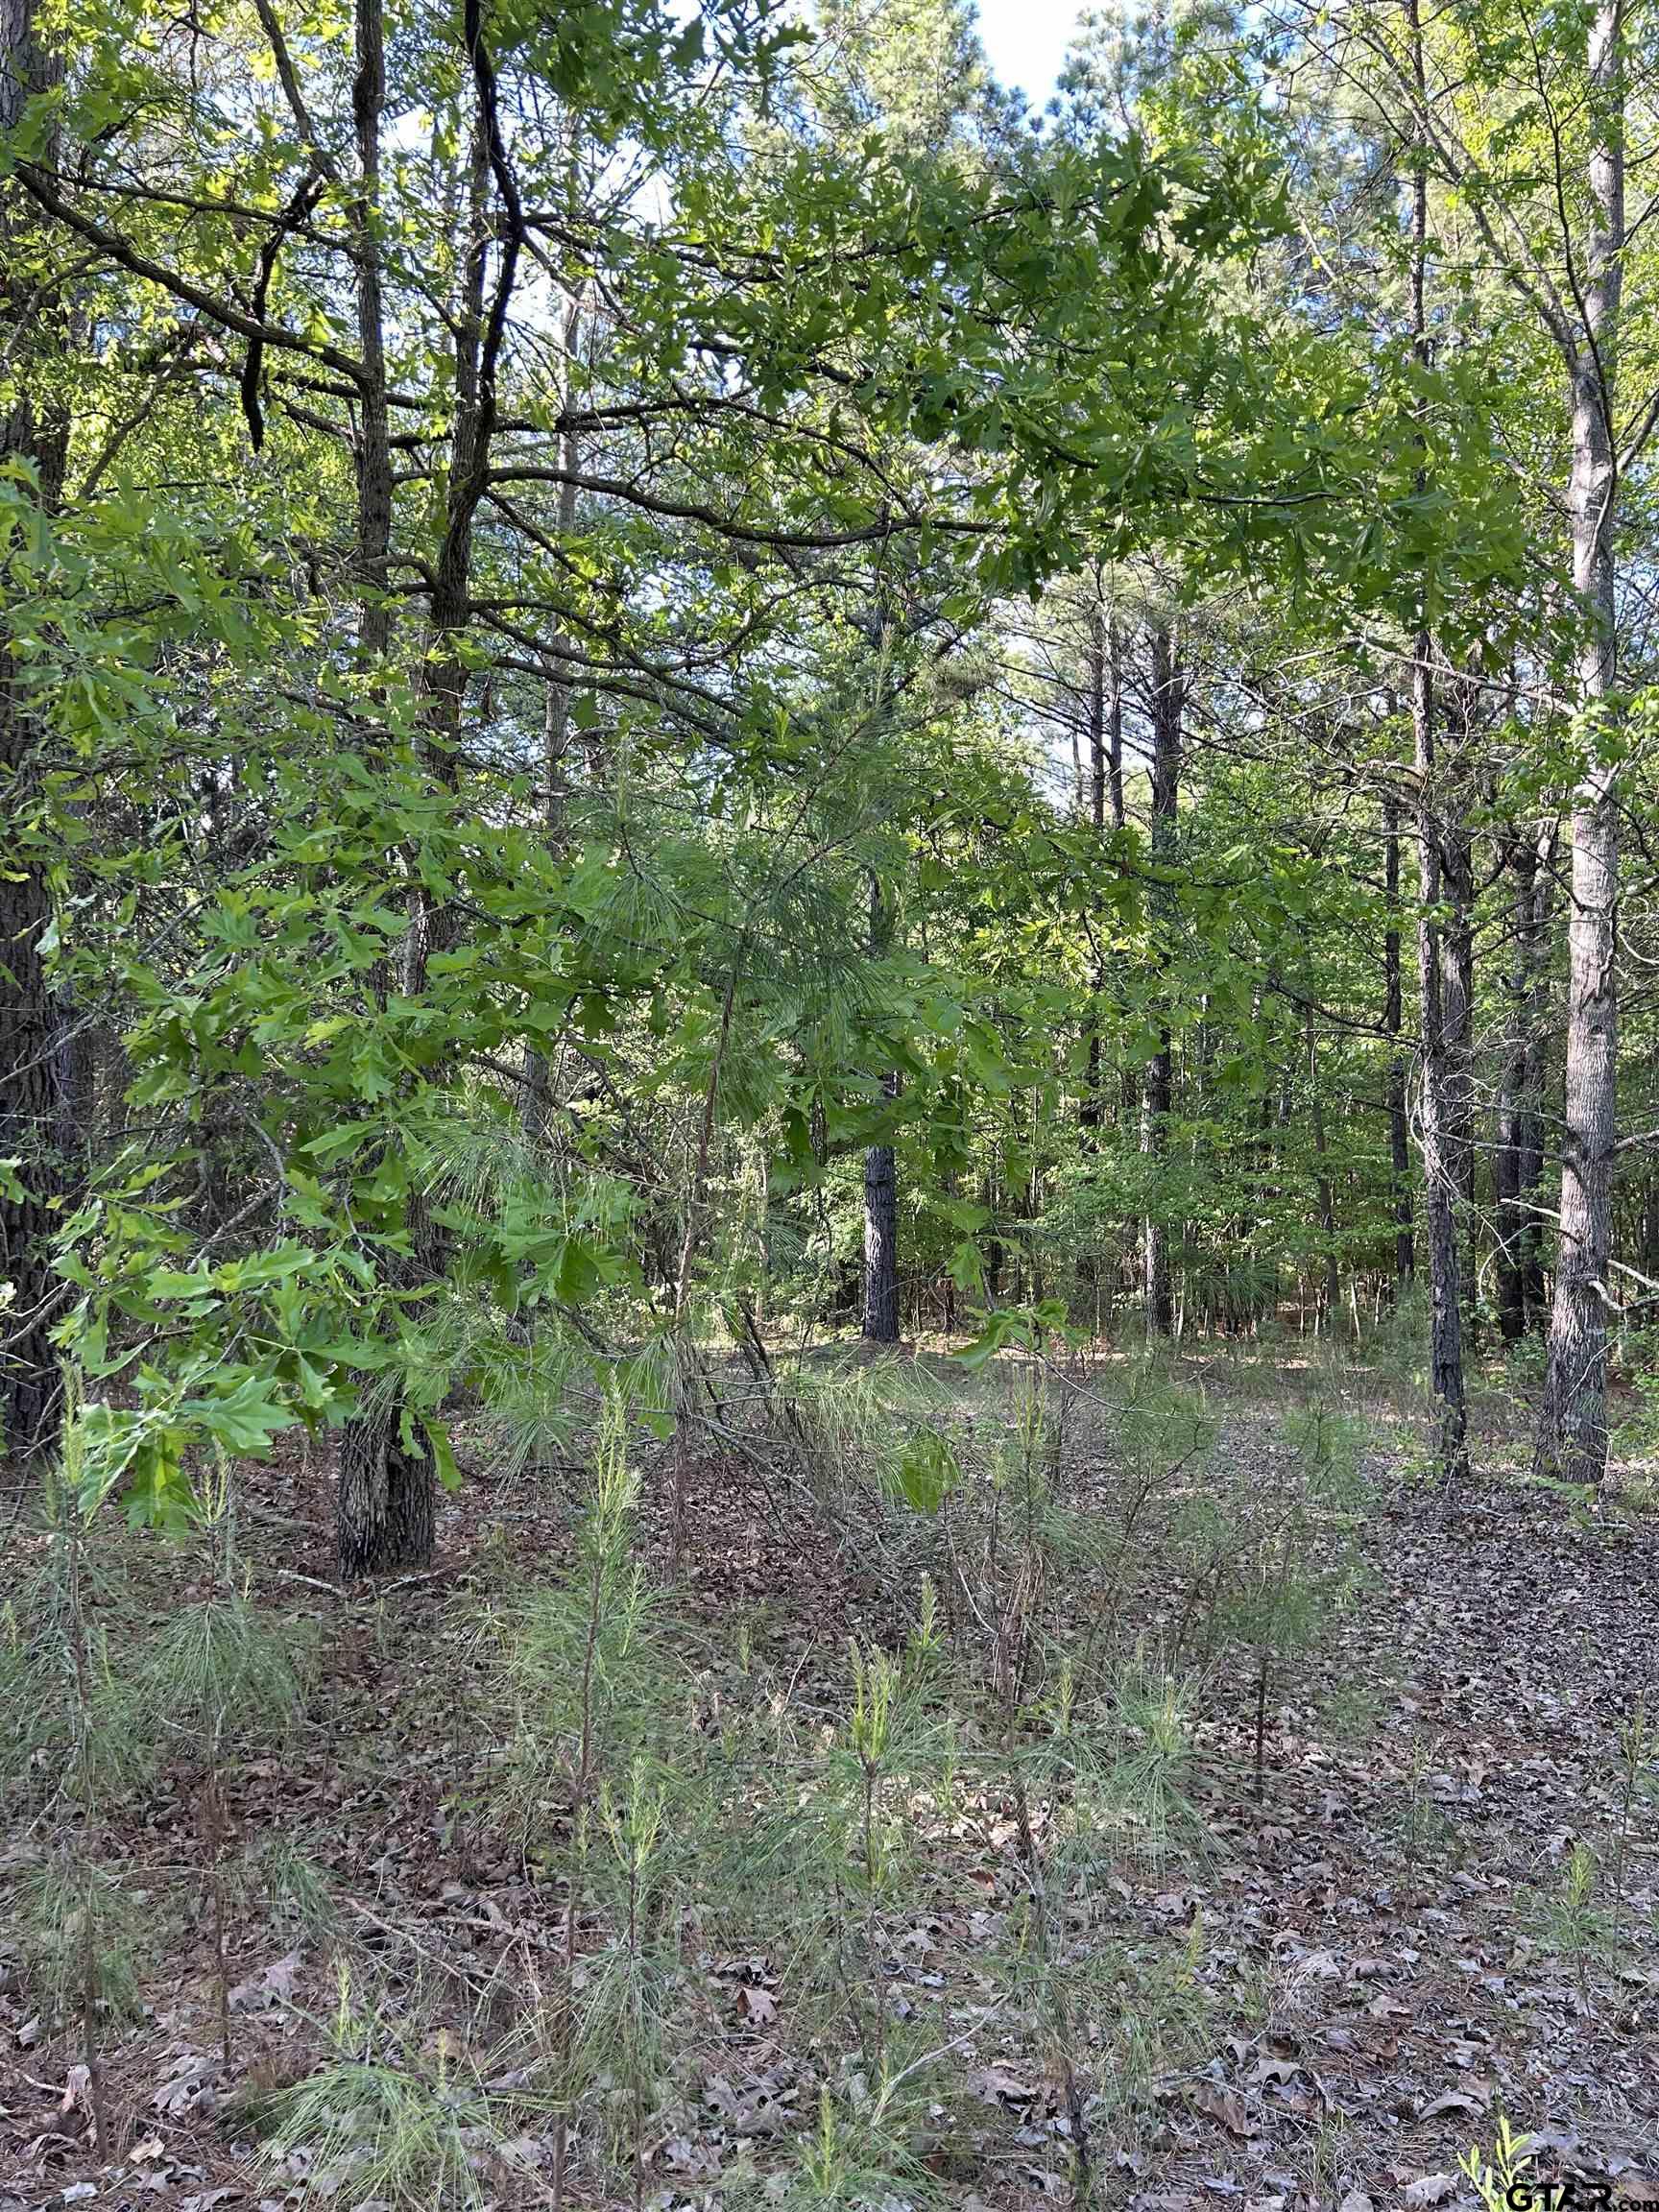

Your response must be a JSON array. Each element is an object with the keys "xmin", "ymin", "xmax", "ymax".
[{"xmin": 5, "ymin": 1342, "xmax": 1659, "ymax": 2212}]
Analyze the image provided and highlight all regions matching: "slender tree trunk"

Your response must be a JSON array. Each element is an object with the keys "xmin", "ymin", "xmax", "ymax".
[
  {"xmin": 334, "ymin": 0, "xmax": 426, "ymax": 1580},
  {"xmin": 1383, "ymin": 796, "xmax": 1414, "ymax": 1286},
  {"xmin": 1080, "ymin": 591, "xmax": 1109, "ymax": 1142},
  {"xmin": 1495, "ymin": 842, "xmax": 1529, "ymax": 1348},
  {"xmin": 1106, "ymin": 620, "xmax": 1125, "ymax": 836},
  {"xmin": 1497, "ymin": 827, "xmax": 1553, "ymax": 1342},
  {"xmin": 0, "ymin": 0, "xmax": 71, "ymax": 1464},
  {"xmin": 1079, "ymin": 592, "xmax": 1121, "ymax": 1310},
  {"xmin": 1307, "ymin": 1011, "xmax": 1341, "ymax": 1329},
  {"xmin": 522, "ymin": 195, "xmax": 584, "ymax": 1144},
  {"xmin": 1538, "ymin": 0, "xmax": 1623, "ymax": 1481},
  {"xmin": 1413, "ymin": 660, "xmax": 1468, "ymax": 1477},
  {"xmin": 1405, "ymin": 1, "xmax": 1467, "ymax": 1477},
  {"xmin": 339, "ymin": 0, "xmax": 524, "ymax": 1575},
  {"xmin": 1142, "ymin": 622, "xmax": 1180, "ymax": 1340},
  {"xmin": 983, "ymin": 1168, "xmax": 1003, "ymax": 1308},
  {"xmin": 1440, "ymin": 725, "xmax": 1476, "ymax": 1335},
  {"xmin": 1519, "ymin": 828, "xmax": 1555, "ymax": 1326},
  {"xmin": 863, "ymin": 875, "xmax": 900, "ymax": 1343},
  {"xmin": 1083, "ymin": 592, "xmax": 1123, "ymax": 1141}
]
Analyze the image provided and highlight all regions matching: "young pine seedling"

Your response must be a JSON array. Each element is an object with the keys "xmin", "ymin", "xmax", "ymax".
[{"xmin": 1528, "ymin": 1843, "xmax": 1609, "ymax": 2009}]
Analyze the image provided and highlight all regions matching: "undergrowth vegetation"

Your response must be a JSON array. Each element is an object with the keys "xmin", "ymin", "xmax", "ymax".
[{"xmin": 1, "ymin": 1351, "xmax": 1428, "ymax": 2206}]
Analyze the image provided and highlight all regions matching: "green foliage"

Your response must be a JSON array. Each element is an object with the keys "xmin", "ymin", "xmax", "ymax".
[
  {"xmin": 1526, "ymin": 1843, "xmax": 1609, "ymax": 2003},
  {"xmin": 888, "ymin": 1426, "xmax": 961, "ymax": 1514},
  {"xmin": 1461, "ymin": 2115, "xmax": 1544, "ymax": 2212},
  {"xmin": 483, "ymin": 1391, "xmax": 670, "ymax": 1863},
  {"xmin": 140, "ymin": 1578, "xmax": 311, "ymax": 1763},
  {"xmin": 259, "ymin": 1967, "xmax": 539, "ymax": 2211},
  {"xmin": 256, "ymin": 1835, "xmax": 341, "ymax": 1949},
  {"xmin": 4, "ymin": 0, "xmax": 1658, "ymax": 2190},
  {"xmin": 791, "ymin": 2080, "xmax": 939, "ymax": 2212},
  {"xmin": 16, "ymin": 1847, "xmax": 149, "ymax": 2034},
  {"xmin": 0, "ymin": 1506, "xmax": 153, "ymax": 1814}
]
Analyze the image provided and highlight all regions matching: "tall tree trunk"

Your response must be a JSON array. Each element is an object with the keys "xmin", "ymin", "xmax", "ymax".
[
  {"xmin": 1495, "ymin": 835, "xmax": 1531, "ymax": 1348},
  {"xmin": 1538, "ymin": 0, "xmax": 1623, "ymax": 1481},
  {"xmin": 1382, "ymin": 795, "xmax": 1414, "ymax": 1286},
  {"xmin": 1497, "ymin": 825, "xmax": 1554, "ymax": 1342},
  {"xmin": 1440, "ymin": 703, "xmax": 1476, "ymax": 1334},
  {"xmin": 1079, "ymin": 591, "xmax": 1122, "ymax": 1312},
  {"xmin": 340, "ymin": 0, "xmax": 527, "ymax": 1575},
  {"xmin": 1081, "ymin": 589, "xmax": 1121, "ymax": 1140},
  {"xmin": 862, "ymin": 1110, "xmax": 900, "ymax": 1342},
  {"xmin": 1106, "ymin": 620, "xmax": 1125, "ymax": 836},
  {"xmin": 1307, "ymin": 1011, "xmax": 1341, "ymax": 1330},
  {"xmin": 863, "ymin": 875, "xmax": 900, "ymax": 1343},
  {"xmin": 1081, "ymin": 591, "xmax": 1109, "ymax": 1140},
  {"xmin": 522, "ymin": 185, "xmax": 584, "ymax": 1145},
  {"xmin": 334, "ymin": 0, "xmax": 429, "ymax": 1581},
  {"xmin": 1519, "ymin": 828, "xmax": 1555, "ymax": 1326},
  {"xmin": 1413, "ymin": 652, "xmax": 1468, "ymax": 1477},
  {"xmin": 1404, "ymin": 19, "xmax": 1468, "ymax": 1476},
  {"xmin": 0, "ymin": 0, "xmax": 71, "ymax": 1463},
  {"xmin": 1142, "ymin": 621, "xmax": 1180, "ymax": 1341}
]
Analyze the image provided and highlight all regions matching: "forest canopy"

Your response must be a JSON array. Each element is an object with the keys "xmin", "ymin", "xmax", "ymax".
[{"xmin": 9, "ymin": 0, "xmax": 1649, "ymax": 1541}]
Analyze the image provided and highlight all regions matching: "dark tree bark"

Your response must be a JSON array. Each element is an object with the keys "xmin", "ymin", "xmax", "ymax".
[
  {"xmin": 1142, "ymin": 620, "xmax": 1180, "ymax": 1340},
  {"xmin": 334, "ymin": 0, "xmax": 525, "ymax": 1575},
  {"xmin": 1497, "ymin": 824, "xmax": 1554, "ymax": 1343},
  {"xmin": 337, "ymin": 1403, "xmax": 436, "ymax": 1578},
  {"xmin": 1382, "ymin": 795, "xmax": 1414, "ymax": 1286},
  {"xmin": 328, "ymin": 0, "xmax": 428, "ymax": 1577},
  {"xmin": 862, "ymin": 875, "xmax": 900, "ymax": 1343},
  {"xmin": 1, "ymin": 0, "xmax": 71, "ymax": 1463},
  {"xmin": 1307, "ymin": 1011, "xmax": 1341, "ymax": 1330},
  {"xmin": 983, "ymin": 1169, "xmax": 1004, "ymax": 1307},
  {"xmin": 862, "ymin": 1119, "xmax": 900, "ymax": 1342}
]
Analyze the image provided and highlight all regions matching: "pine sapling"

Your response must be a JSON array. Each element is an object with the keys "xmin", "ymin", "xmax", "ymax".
[
  {"xmin": 594, "ymin": 1757, "xmax": 667, "ymax": 2212},
  {"xmin": 139, "ymin": 1458, "xmax": 307, "ymax": 2069}
]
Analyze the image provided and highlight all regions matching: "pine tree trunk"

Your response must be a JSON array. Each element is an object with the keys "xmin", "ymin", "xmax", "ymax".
[
  {"xmin": 522, "ymin": 252, "xmax": 583, "ymax": 1144},
  {"xmin": 1308, "ymin": 1013, "xmax": 1341, "ymax": 1329},
  {"xmin": 1, "ymin": 0, "xmax": 70, "ymax": 1463},
  {"xmin": 1439, "ymin": 732, "xmax": 1476, "ymax": 1334},
  {"xmin": 861, "ymin": 1130, "xmax": 899, "ymax": 1342},
  {"xmin": 1412, "ymin": 643, "xmax": 1468, "ymax": 1478},
  {"xmin": 1080, "ymin": 589, "xmax": 1113, "ymax": 1141},
  {"xmin": 1142, "ymin": 622, "xmax": 1180, "ymax": 1340},
  {"xmin": 1080, "ymin": 591, "xmax": 1121, "ymax": 1310},
  {"xmin": 863, "ymin": 876, "xmax": 900, "ymax": 1342},
  {"xmin": 1519, "ymin": 830, "xmax": 1554, "ymax": 1326},
  {"xmin": 1405, "ymin": 3, "xmax": 1467, "ymax": 1478},
  {"xmin": 1538, "ymin": 0, "xmax": 1623, "ymax": 1483},
  {"xmin": 1495, "ymin": 852, "xmax": 1528, "ymax": 1349},
  {"xmin": 1498, "ymin": 828, "xmax": 1551, "ymax": 1342},
  {"xmin": 1382, "ymin": 796, "xmax": 1414, "ymax": 1286}
]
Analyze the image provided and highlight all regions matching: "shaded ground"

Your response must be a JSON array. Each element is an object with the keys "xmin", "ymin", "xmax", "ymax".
[{"xmin": 4, "ymin": 1349, "xmax": 1659, "ymax": 2211}]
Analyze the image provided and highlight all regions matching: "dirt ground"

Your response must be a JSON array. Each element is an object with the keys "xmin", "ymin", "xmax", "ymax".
[{"xmin": 4, "ymin": 1350, "xmax": 1659, "ymax": 2212}]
